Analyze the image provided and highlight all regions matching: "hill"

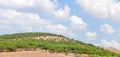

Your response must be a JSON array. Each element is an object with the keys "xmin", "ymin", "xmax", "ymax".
[{"xmin": 0, "ymin": 32, "xmax": 120, "ymax": 57}]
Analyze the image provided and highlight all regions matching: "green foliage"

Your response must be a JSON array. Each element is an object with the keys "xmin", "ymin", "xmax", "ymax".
[
  {"xmin": 0, "ymin": 32, "xmax": 66, "ymax": 39},
  {"xmin": 0, "ymin": 32, "xmax": 119, "ymax": 57},
  {"xmin": 90, "ymin": 54, "xmax": 101, "ymax": 57},
  {"xmin": 113, "ymin": 54, "xmax": 120, "ymax": 57}
]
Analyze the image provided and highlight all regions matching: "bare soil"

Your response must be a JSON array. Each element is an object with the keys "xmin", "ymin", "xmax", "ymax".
[
  {"xmin": 104, "ymin": 47, "xmax": 120, "ymax": 53},
  {"xmin": 0, "ymin": 50, "xmax": 73, "ymax": 57}
]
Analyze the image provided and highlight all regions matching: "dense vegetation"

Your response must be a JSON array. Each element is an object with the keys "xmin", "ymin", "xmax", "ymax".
[
  {"xmin": 0, "ymin": 32, "xmax": 120, "ymax": 57},
  {"xmin": 0, "ymin": 32, "xmax": 66, "ymax": 39}
]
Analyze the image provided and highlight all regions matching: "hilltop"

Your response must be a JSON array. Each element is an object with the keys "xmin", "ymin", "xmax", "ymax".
[{"xmin": 0, "ymin": 32, "xmax": 120, "ymax": 57}]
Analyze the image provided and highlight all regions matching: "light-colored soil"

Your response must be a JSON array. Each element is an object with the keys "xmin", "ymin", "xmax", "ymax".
[
  {"xmin": 0, "ymin": 50, "xmax": 73, "ymax": 57},
  {"xmin": 104, "ymin": 47, "xmax": 120, "ymax": 53}
]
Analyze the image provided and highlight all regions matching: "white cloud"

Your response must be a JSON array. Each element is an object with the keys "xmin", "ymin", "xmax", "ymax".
[
  {"xmin": 101, "ymin": 39, "xmax": 120, "ymax": 50},
  {"xmin": 54, "ymin": 5, "xmax": 70, "ymax": 20},
  {"xmin": 0, "ymin": 0, "xmax": 57, "ymax": 14},
  {"xmin": 70, "ymin": 15, "xmax": 87, "ymax": 31},
  {"xmin": 86, "ymin": 32, "xmax": 97, "ymax": 40},
  {"xmin": 76, "ymin": 0, "xmax": 120, "ymax": 22},
  {"xmin": 0, "ymin": 9, "xmax": 50, "ymax": 33},
  {"xmin": 0, "ymin": 9, "xmax": 49, "ymax": 26},
  {"xmin": 45, "ymin": 24, "xmax": 68, "ymax": 32},
  {"xmin": 0, "ymin": 0, "xmax": 71, "ymax": 18},
  {"xmin": 109, "ymin": 2, "xmax": 120, "ymax": 22},
  {"xmin": 34, "ymin": 0, "xmax": 57, "ymax": 14},
  {"xmin": 100, "ymin": 24, "xmax": 115, "ymax": 34},
  {"xmin": 0, "ymin": 0, "xmax": 34, "ymax": 7},
  {"xmin": 76, "ymin": 0, "xmax": 109, "ymax": 18},
  {"xmin": 45, "ymin": 24, "xmax": 73, "ymax": 36}
]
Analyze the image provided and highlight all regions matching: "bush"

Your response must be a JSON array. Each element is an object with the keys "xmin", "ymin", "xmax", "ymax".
[{"xmin": 0, "ymin": 43, "xmax": 7, "ymax": 51}]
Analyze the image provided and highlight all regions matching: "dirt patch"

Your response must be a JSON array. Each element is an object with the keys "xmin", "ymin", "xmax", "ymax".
[
  {"xmin": 0, "ymin": 50, "xmax": 73, "ymax": 57},
  {"xmin": 104, "ymin": 47, "xmax": 120, "ymax": 53}
]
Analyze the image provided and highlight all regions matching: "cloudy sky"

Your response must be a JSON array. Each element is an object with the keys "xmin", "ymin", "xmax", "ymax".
[{"xmin": 0, "ymin": 0, "xmax": 120, "ymax": 50}]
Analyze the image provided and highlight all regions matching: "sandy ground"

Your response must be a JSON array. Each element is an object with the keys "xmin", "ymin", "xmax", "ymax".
[{"xmin": 0, "ymin": 50, "xmax": 73, "ymax": 57}]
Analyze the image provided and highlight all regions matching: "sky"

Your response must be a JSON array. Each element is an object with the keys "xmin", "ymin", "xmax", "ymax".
[{"xmin": 0, "ymin": 0, "xmax": 120, "ymax": 50}]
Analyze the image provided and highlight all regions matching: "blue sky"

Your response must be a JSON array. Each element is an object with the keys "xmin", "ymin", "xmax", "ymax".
[{"xmin": 0, "ymin": 0, "xmax": 120, "ymax": 50}]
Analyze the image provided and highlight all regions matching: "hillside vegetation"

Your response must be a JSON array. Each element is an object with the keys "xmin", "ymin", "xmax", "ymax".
[{"xmin": 0, "ymin": 32, "xmax": 120, "ymax": 57}]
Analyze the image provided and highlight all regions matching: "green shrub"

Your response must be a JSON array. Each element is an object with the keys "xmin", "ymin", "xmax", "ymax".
[{"xmin": 0, "ymin": 43, "xmax": 7, "ymax": 51}]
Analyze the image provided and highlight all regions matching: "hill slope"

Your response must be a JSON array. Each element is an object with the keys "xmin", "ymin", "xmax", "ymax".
[{"xmin": 0, "ymin": 32, "xmax": 120, "ymax": 57}]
